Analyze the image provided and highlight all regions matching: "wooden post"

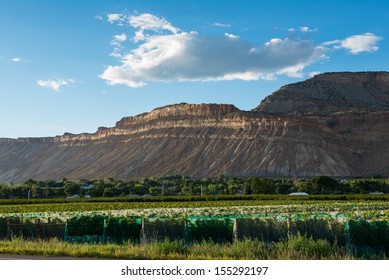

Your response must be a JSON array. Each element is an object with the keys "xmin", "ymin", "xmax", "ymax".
[
  {"xmin": 102, "ymin": 219, "xmax": 107, "ymax": 245},
  {"xmin": 140, "ymin": 218, "xmax": 146, "ymax": 245},
  {"xmin": 233, "ymin": 219, "xmax": 238, "ymax": 243},
  {"xmin": 183, "ymin": 219, "xmax": 191, "ymax": 245},
  {"xmin": 287, "ymin": 218, "xmax": 291, "ymax": 240},
  {"xmin": 64, "ymin": 220, "xmax": 68, "ymax": 242},
  {"xmin": 6, "ymin": 219, "xmax": 11, "ymax": 241},
  {"xmin": 36, "ymin": 219, "xmax": 41, "ymax": 239}
]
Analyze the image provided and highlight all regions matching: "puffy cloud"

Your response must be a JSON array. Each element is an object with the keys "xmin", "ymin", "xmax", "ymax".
[
  {"xmin": 100, "ymin": 31, "xmax": 327, "ymax": 87},
  {"xmin": 110, "ymin": 33, "xmax": 128, "ymax": 57},
  {"xmin": 100, "ymin": 13, "xmax": 383, "ymax": 87},
  {"xmin": 129, "ymin": 13, "xmax": 179, "ymax": 34},
  {"xmin": 323, "ymin": 33, "xmax": 383, "ymax": 54},
  {"xmin": 224, "ymin": 33, "xmax": 239, "ymax": 39},
  {"xmin": 37, "ymin": 79, "xmax": 74, "ymax": 92},
  {"xmin": 113, "ymin": 33, "xmax": 127, "ymax": 42},
  {"xmin": 128, "ymin": 13, "xmax": 180, "ymax": 43},
  {"xmin": 340, "ymin": 33, "xmax": 383, "ymax": 54},
  {"xmin": 107, "ymin": 13, "xmax": 124, "ymax": 23},
  {"xmin": 300, "ymin": 26, "xmax": 318, "ymax": 33}
]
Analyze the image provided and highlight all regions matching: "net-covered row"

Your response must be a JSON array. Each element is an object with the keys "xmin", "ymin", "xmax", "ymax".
[
  {"xmin": 3, "ymin": 214, "xmax": 389, "ymax": 259},
  {"xmin": 234, "ymin": 218, "xmax": 345, "ymax": 245},
  {"xmin": 345, "ymin": 220, "xmax": 389, "ymax": 258},
  {"xmin": 234, "ymin": 218, "xmax": 288, "ymax": 243},
  {"xmin": 141, "ymin": 218, "xmax": 185, "ymax": 243},
  {"xmin": 0, "ymin": 217, "xmax": 7, "ymax": 239},
  {"xmin": 0, "ymin": 216, "xmax": 65, "ymax": 240},
  {"xmin": 106, "ymin": 216, "xmax": 142, "ymax": 243},
  {"xmin": 289, "ymin": 219, "xmax": 345, "ymax": 245},
  {"xmin": 65, "ymin": 215, "xmax": 142, "ymax": 244},
  {"xmin": 187, "ymin": 218, "xmax": 234, "ymax": 243}
]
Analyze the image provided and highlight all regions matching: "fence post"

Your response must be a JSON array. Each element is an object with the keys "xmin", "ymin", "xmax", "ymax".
[
  {"xmin": 102, "ymin": 219, "xmax": 107, "ymax": 245},
  {"xmin": 183, "ymin": 219, "xmax": 191, "ymax": 245},
  {"xmin": 6, "ymin": 219, "xmax": 11, "ymax": 241},
  {"xmin": 36, "ymin": 219, "xmax": 41, "ymax": 239},
  {"xmin": 64, "ymin": 220, "xmax": 68, "ymax": 242},
  {"xmin": 233, "ymin": 219, "xmax": 239, "ymax": 243},
  {"xmin": 140, "ymin": 218, "xmax": 146, "ymax": 245},
  {"xmin": 287, "ymin": 217, "xmax": 291, "ymax": 240}
]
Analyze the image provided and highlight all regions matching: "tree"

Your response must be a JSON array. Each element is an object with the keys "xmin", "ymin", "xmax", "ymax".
[
  {"xmin": 294, "ymin": 179, "xmax": 313, "ymax": 193},
  {"xmin": 24, "ymin": 179, "xmax": 37, "ymax": 187},
  {"xmin": 149, "ymin": 187, "xmax": 162, "ymax": 196},
  {"xmin": 312, "ymin": 176, "xmax": 339, "ymax": 194},
  {"xmin": 245, "ymin": 177, "xmax": 275, "ymax": 194},
  {"xmin": 103, "ymin": 187, "xmax": 114, "ymax": 197},
  {"xmin": 31, "ymin": 185, "xmax": 43, "ymax": 198},
  {"xmin": 131, "ymin": 184, "xmax": 149, "ymax": 196},
  {"xmin": 0, "ymin": 184, "xmax": 9, "ymax": 199},
  {"xmin": 64, "ymin": 181, "xmax": 81, "ymax": 197}
]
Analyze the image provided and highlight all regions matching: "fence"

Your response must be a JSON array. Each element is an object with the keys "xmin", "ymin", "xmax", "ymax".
[
  {"xmin": 1, "ymin": 215, "xmax": 389, "ymax": 258},
  {"xmin": 1, "ymin": 218, "xmax": 65, "ymax": 240},
  {"xmin": 345, "ymin": 220, "xmax": 389, "ymax": 258},
  {"xmin": 63, "ymin": 216, "xmax": 343, "ymax": 245}
]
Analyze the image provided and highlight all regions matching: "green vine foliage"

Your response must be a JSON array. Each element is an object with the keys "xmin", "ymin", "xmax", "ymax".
[
  {"xmin": 189, "ymin": 219, "xmax": 234, "ymax": 243},
  {"xmin": 345, "ymin": 220, "xmax": 389, "ymax": 258},
  {"xmin": 106, "ymin": 216, "xmax": 142, "ymax": 243},
  {"xmin": 142, "ymin": 218, "xmax": 185, "ymax": 242},
  {"xmin": 67, "ymin": 215, "xmax": 105, "ymax": 236}
]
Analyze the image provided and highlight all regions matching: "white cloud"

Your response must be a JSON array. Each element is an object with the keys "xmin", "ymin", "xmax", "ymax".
[
  {"xmin": 113, "ymin": 33, "xmax": 127, "ymax": 42},
  {"xmin": 323, "ymin": 33, "xmax": 383, "ymax": 54},
  {"xmin": 94, "ymin": 15, "xmax": 103, "ymax": 21},
  {"xmin": 37, "ymin": 79, "xmax": 74, "ymax": 92},
  {"xmin": 128, "ymin": 13, "xmax": 180, "ymax": 43},
  {"xmin": 110, "ymin": 33, "xmax": 128, "ymax": 57},
  {"xmin": 300, "ymin": 26, "xmax": 318, "ymax": 33},
  {"xmin": 265, "ymin": 38, "xmax": 283, "ymax": 46},
  {"xmin": 322, "ymin": 39, "xmax": 341, "ymax": 46},
  {"xmin": 213, "ymin": 23, "xmax": 231, "ymax": 28},
  {"xmin": 225, "ymin": 33, "xmax": 239, "ymax": 39},
  {"xmin": 129, "ymin": 13, "xmax": 179, "ymax": 33},
  {"xmin": 340, "ymin": 33, "xmax": 383, "ymax": 54},
  {"xmin": 100, "ymin": 13, "xmax": 383, "ymax": 88},
  {"xmin": 100, "ymin": 30, "xmax": 327, "ymax": 87},
  {"xmin": 12, "ymin": 57, "xmax": 24, "ymax": 62},
  {"xmin": 107, "ymin": 13, "xmax": 125, "ymax": 24}
]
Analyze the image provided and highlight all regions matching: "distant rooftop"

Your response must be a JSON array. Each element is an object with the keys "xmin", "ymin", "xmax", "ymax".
[{"xmin": 289, "ymin": 192, "xmax": 309, "ymax": 196}]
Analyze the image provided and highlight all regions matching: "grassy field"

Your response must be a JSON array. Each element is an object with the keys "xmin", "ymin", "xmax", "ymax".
[{"xmin": 0, "ymin": 236, "xmax": 352, "ymax": 260}]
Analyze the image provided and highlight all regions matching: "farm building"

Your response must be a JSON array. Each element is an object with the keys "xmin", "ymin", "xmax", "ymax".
[{"xmin": 289, "ymin": 192, "xmax": 309, "ymax": 196}]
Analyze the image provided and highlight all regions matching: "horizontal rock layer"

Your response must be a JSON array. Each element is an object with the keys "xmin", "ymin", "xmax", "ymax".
[{"xmin": 0, "ymin": 72, "xmax": 388, "ymax": 182}]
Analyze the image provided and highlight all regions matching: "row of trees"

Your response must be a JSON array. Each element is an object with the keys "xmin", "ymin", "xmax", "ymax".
[{"xmin": 0, "ymin": 176, "xmax": 388, "ymax": 199}]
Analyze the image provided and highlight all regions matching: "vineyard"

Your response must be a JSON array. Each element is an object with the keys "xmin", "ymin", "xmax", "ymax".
[{"xmin": 1, "ymin": 195, "xmax": 389, "ymax": 259}]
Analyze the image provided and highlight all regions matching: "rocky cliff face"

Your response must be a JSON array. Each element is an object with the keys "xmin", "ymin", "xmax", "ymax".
[
  {"xmin": 256, "ymin": 72, "xmax": 389, "ymax": 114},
  {"xmin": 0, "ymin": 72, "xmax": 388, "ymax": 182}
]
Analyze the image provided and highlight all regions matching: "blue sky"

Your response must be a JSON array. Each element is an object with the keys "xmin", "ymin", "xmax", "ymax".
[{"xmin": 1, "ymin": 0, "xmax": 388, "ymax": 138}]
